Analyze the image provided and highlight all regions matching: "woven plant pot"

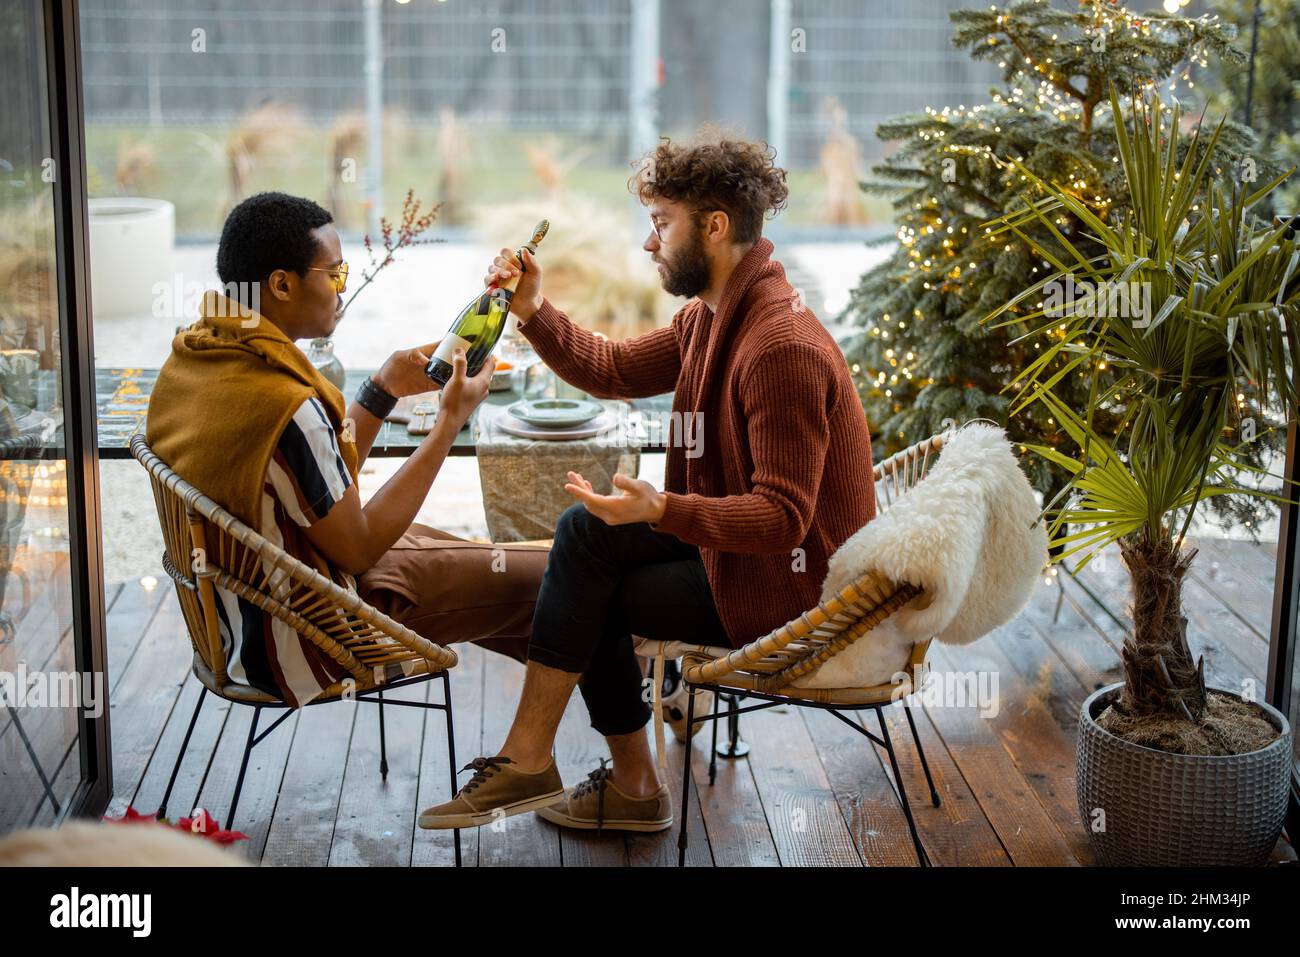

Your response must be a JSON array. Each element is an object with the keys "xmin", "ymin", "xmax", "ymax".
[{"xmin": 1077, "ymin": 683, "xmax": 1292, "ymax": 866}]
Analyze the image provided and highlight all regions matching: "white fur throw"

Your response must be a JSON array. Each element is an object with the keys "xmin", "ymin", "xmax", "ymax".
[{"xmin": 791, "ymin": 423, "xmax": 1048, "ymax": 689}]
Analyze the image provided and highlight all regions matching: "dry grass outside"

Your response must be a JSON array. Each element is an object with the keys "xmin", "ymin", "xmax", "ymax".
[
  {"xmin": 0, "ymin": 199, "xmax": 58, "ymax": 360},
  {"xmin": 818, "ymin": 97, "xmax": 871, "ymax": 227},
  {"xmin": 84, "ymin": 121, "xmax": 892, "ymax": 238},
  {"xmin": 471, "ymin": 195, "xmax": 675, "ymax": 340}
]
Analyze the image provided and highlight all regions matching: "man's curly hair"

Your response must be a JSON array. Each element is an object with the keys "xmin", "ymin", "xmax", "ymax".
[{"xmin": 630, "ymin": 129, "xmax": 789, "ymax": 244}]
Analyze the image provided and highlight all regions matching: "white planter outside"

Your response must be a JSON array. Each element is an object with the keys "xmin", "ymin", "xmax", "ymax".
[{"xmin": 88, "ymin": 198, "xmax": 175, "ymax": 320}]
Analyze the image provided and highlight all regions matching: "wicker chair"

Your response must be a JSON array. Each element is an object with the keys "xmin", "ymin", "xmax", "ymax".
[
  {"xmin": 637, "ymin": 431, "xmax": 948, "ymax": 867},
  {"xmin": 130, "ymin": 433, "xmax": 465, "ymax": 863}
]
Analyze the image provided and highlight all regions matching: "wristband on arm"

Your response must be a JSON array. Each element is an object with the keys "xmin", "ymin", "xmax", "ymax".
[{"xmin": 355, "ymin": 376, "xmax": 397, "ymax": 420}]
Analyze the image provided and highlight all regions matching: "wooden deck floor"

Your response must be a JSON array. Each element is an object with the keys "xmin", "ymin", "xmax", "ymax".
[{"xmin": 90, "ymin": 536, "xmax": 1293, "ymax": 866}]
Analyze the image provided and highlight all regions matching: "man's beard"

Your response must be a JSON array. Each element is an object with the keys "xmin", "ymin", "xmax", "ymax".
[{"xmin": 659, "ymin": 226, "xmax": 711, "ymax": 298}]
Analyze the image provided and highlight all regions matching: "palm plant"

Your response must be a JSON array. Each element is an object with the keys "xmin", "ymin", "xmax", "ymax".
[{"xmin": 985, "ymin": 88, "xmax": 1300, "ymax": 737}]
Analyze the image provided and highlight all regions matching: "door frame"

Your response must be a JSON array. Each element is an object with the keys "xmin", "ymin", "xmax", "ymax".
[
  {"xmin": 1268, "ymin": 420, "xmax": 1300, "ymax": 845},
  {"xmin": 40, "ymin": 0, "xmax": 111, "ymax": 820}
]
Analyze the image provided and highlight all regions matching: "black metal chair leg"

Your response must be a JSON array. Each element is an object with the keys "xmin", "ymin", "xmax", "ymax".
[
  {"xmin": 227, "ymin": 705, "xmax": 260, "ymax": 831},
  {"xmin": 677, "ymin": 688, "xmax": 696, "ymax": 867},
  {"xmin": 877, "ymin": 708, "xmax": 929, "ymax": 867},
  {"xmin": 378, "ymin": 689, "xmax": 389, "ymax": 780},
  {"xmin": 903, "ymin": 702, "xmax": 940, "ymax": 807},
  {"xmin": 708, "ymin": 688, "xmax": 720, "ymax": 785},
  {"xmin": 715, "ymin": 693, "xmax": 750, "ymax": 758},
  {"xmin": 159, "ymin": 687, "xmax": 206, "ymax": 819},
  {"xmin": 442, "ymin": 671, "xmax": 461, "ymax": 868}
]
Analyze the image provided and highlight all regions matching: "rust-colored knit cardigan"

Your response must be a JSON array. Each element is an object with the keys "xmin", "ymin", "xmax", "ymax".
[{"xmin": 516, "ymin": 237, "xmax": 876, "ymax": 647}]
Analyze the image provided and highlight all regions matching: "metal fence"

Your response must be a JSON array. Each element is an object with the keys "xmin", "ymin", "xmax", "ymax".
[
  {"xmin": 80, "ymin": 0, "xmax": 1007, "ymax": 168},
  {"xmin": 784, "ymin": 0, "xmax": 1000, "ymax": 167},
  {"xmin": 80, "ymin": 0, "xmax": 635, "ymax": 157}
]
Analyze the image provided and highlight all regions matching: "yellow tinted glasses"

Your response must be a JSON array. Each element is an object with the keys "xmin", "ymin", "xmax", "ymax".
[{"xmin": 308, "ymin": 261, "xmax": 349, "ymax": 294}]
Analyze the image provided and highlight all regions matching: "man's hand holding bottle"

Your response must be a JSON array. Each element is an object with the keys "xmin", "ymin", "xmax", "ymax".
[
  {"xmin": 485, "ymin": 246, "xmax": 543, "ymax": 323},
  {"xmin": 371, "ymin": 340, "xmax": 495, "ymax": 433},
  {"xmin": 436, "ymin": 347, "xmax": 495, "ymax": 431}
]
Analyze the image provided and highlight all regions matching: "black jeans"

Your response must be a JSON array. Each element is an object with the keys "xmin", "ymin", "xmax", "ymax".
[{"xmin": 527, "ymin": 503, "xmax": 731, "ymax": 736}]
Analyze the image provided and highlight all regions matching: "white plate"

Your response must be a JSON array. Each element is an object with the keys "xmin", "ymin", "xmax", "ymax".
[
  {"xmin": 494, "ymin": 412, "xmax": 618, "ymax": 441},
  {"xmin": 507, "ymin": 397, "xmax": 604, "ymax": 428}
]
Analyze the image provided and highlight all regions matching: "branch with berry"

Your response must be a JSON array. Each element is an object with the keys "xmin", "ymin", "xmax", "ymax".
[{"xmin": 339, "ymin": 189, "xmax": 442, "ymax": 319}]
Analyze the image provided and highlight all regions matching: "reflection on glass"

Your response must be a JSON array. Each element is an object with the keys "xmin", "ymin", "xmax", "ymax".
[{"xmin": 0, "ymin": 0, "xmax": 78, "ymax": 831}]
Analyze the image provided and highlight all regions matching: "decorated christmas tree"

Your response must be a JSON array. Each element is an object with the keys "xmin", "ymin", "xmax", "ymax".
[{"xmin": 841, "ymin": 0, "xmax": 1258, "ymax": 499}]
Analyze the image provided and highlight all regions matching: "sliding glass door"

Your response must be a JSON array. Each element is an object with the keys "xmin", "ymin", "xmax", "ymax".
[{"xmin": 0, "ymin": 0, "xmax": 109, "ymax": 829}]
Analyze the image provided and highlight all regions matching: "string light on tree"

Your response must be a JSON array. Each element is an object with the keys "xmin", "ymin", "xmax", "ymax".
[{"xmin": 841, "ymin": 0, "xmax": 1252, "ymax": 503}]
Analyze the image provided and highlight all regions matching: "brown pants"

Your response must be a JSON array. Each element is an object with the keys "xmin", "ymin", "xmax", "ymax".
[{"xmin": 357, "ymin": 524, "xmax": 549, "ymax": 665}]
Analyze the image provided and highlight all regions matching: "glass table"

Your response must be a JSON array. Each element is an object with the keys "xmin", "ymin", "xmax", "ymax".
[{"xmin": 92, "ymin": 367, "xmax": 675, "ymax": 459}]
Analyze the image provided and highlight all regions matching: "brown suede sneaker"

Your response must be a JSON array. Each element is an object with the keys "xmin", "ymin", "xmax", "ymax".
[
  {"xmin": 535, "ymin": 759, "xmax": 673, "ymax": 833},
  {"xmin": 418, "ymin": 756, "xmax": 565, "ymax": 829}
]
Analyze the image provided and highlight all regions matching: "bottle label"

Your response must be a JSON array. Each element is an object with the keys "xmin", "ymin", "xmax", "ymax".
[{"xmin": 432, "ymin": 332, "xmax": 474, "ymax": 365}]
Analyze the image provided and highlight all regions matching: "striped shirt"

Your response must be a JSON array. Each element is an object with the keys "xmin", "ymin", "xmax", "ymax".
[{"xmin": 212, "ymin": 397, "xmax": 356, "ymax": 707}]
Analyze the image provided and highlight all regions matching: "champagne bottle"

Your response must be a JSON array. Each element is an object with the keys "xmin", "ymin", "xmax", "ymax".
[{"xmin": 425, "ymin": 219, "xmax": 549, "ymax": 386}]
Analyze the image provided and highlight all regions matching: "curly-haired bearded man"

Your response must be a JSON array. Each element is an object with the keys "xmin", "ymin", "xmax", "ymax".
[{"xmin": 418, "ymin": 131, "xmax": 877, "ymax": 834}]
